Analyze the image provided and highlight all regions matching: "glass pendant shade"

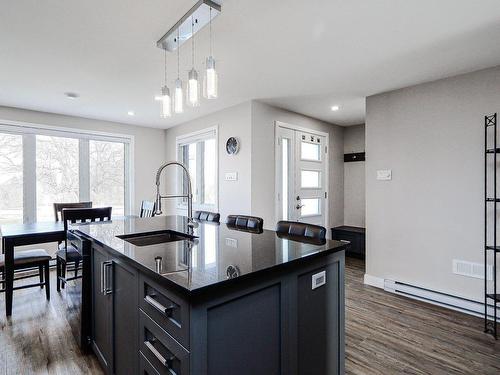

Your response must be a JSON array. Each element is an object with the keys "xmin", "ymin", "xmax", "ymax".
[
  {"xmin": 160, "ymin": 86, "xmax": 172, "ymax": 118},
  {"xmin": 174, "ymin": 78, "xmax": 184, "ymax": 114},
  {"xmin": 187, "ymin": 68, "xmax": 200, "ymax": 107},
  {"xmin": 203, "ymin": 56, "xmax": 218, "ymax": 99}
]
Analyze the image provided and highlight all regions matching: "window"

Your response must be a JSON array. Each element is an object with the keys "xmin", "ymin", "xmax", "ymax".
[
  {"xmin": 300, "ymin": 170, "xmax": 321, "ymax": 188},
  {"xmin": 0, "ymin": 133, "xmax": 23, "ymax": 225},
  {"xmin": 177, "ymin": 127, "xmax": 217, "ymax": 210},
  {"xmin": 36, "ymin": 135, "xmax": 80, "ymax": 221},
  {"xmin": 300, "ymin": 198, "xmax": 321, "ymax": 217},
  {"xmin": 301, "ymin": 141, "xmax": 321, "ymax": 161},
  {"xmin": 0, "ymin": 123, "xmax": 131, "ymax": 223},
  {"xmin": 90, "ymin": 140, "xmax": 125, "ymax": 217}
]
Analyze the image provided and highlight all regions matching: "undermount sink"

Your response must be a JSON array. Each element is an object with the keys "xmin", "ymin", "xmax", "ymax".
[{"xmin": 117, "ymin": 230, "xmax": 194, "ymax": 247}]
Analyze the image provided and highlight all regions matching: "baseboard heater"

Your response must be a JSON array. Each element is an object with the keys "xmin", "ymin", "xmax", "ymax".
[{"xmin": 384, "ymin": 279, "xmax": 500, "ymax": 322}]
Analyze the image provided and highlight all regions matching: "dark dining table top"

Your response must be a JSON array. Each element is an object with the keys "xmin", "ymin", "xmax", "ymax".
[{"xmin": 0, "ymin": 221, "xmax": 64, "ymax": 239}]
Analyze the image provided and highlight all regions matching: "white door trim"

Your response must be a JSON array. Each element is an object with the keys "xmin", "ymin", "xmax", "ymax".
[{"xmin": 274, "ymin": 121, "xmax": 329, "ymax": 232}]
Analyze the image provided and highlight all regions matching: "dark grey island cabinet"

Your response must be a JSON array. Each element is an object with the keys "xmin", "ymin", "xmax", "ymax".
[{"xmin": 72, "ymin": 216, "xmax": 347, "ymax": 375}]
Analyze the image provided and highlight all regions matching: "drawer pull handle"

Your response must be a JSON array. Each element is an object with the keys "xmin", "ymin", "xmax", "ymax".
[
  {"xmin": 144, "ymin": 340, "xmax": 175, "ymax": 368},
  {"xmin": 145, "ymin": 295, "xmax": 176, "ymax": 315}
]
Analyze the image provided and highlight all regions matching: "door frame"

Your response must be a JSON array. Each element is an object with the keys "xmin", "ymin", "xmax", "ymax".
[{"xmin": 274, "ymin": 121, "xmax": 329, "ymax": 231}]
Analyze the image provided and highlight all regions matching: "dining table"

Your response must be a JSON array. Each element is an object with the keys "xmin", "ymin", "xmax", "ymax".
[{"xmin": 1, "ymin": 221, "xmax": 65, "ymax": 316}]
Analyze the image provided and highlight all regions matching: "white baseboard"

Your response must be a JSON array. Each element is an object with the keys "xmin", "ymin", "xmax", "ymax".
[
  {"xmin": 363, "ymin": 273, "xmax": 500, "ymax": 321},
  {"xmin": 363, "ymin": 273, "xmax": 385, "ymax": 289}
]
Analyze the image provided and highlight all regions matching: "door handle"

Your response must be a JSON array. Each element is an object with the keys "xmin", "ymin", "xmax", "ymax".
[
  {"xmin": 296, "ymin": 204, "xmax": 304, "ymax": 209},
  {"xmin": 102, "ymin": 261, "xmax": 113, "ymax": 295}
]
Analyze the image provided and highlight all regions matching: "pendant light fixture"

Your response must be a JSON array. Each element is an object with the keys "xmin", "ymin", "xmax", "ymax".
[
  {"xmin": 187, "ymin": 17, "xmax": 200, "ymax": 107},
  {"xmin": 174, "ymin": 30, "xmax": 184, "ymax": 114},
  {"xmin": 204, "ymin": 6, "xmax": 218, "ymax": 99},
  {"xmin": 160, "ymin": 49, "xmax": 172, "ymax": 118}
]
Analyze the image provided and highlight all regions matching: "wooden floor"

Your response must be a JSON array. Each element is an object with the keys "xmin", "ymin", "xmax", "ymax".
[
  {"xmin": 0, "ymin": 259, "xmax": 498, "ymax": 374},
  {"xmin": 345, "ymin": 258, "xmax": 500, "ymax": 375}
]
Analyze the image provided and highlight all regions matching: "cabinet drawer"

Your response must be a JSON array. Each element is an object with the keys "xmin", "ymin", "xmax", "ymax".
[
  {"xmin": 139, "ymin": 274, "xmax": 190, "ymax": 349},
  {"xmin": 140, "ymin": 309, "xmax": 190, "ymax": 375},
  {"xmin": 140, "ymin": 352, "xmax": 161, "ymax": 375}
]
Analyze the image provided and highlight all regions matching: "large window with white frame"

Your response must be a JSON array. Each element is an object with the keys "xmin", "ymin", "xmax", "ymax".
[
  {"xmin": 0, "ymin": 122, "xmax": 132, "ymax": 225},
  {"xmin": 176, "ymin": 127, "xmax": 218, "ymax": 211}
]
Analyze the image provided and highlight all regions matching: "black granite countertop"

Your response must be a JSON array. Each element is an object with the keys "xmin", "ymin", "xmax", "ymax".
[{"xmin": 71, "ymin": 215, "xmax": 347, "ymax": 294}]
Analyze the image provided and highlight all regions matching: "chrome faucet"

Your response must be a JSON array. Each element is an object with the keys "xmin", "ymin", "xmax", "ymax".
[{"xmin": 154, "ymin": 161, "xmax": 197, "ymax": 228}]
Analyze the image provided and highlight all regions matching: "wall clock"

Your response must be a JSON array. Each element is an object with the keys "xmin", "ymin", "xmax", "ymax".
[{"xmin": 226, "ymin": 137, "xmax": 239, "ymax": 155}]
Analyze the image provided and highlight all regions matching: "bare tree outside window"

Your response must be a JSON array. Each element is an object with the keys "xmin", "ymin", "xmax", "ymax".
[
  {"xmin": 0, "ymin": 133, "xmax": 23, "ymax": 224},
  {"xmin": 90, "ymin": 140, "xmax": 125, "ymax": 216},
  {"xmin": 36, "ymin": 135, "xmax": 79, "ymax": 221}
]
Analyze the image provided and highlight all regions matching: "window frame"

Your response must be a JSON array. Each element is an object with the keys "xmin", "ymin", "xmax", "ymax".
[
  {"xmin": 175, "ymin": 126, "xmax": 218, "ymax": 212},
  {"xmin": 0, "ymin": 119, "xmax": 134, "ymax": 223}
]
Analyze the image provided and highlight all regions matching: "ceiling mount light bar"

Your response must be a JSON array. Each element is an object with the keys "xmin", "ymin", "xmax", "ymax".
[{"xmin": 156, "ymin": 0, "xmax": 221, "ymax": 52}]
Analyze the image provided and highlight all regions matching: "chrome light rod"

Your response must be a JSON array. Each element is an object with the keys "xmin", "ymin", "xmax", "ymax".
[{"xmin": 156, "ymin": 0, "xmax": 221, "ymax": 52}]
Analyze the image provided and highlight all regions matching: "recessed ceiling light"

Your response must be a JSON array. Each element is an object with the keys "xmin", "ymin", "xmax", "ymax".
[
  {"xmin": 331, "ymin": 105, "xmax": 340, "ymax": 111},
  {"xmin": 64, "ymin": 92, "xmax": 79, "ymax": 99},
  {"xmin": 127, "ymin": 111, "xmax": 135, "ymax": 116}
]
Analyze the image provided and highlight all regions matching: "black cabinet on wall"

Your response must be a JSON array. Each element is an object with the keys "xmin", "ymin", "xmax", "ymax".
[
  {"xmin": 91, "ymin": 245, "xmax": 139, "ymax": 375},
  {"xmin": 331, "ymin": 226, "xmax": 365, "ymax": 259}
]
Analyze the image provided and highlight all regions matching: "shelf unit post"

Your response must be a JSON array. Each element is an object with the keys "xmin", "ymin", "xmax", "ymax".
[{"xmin": 485, "ymin": 112, "xmax": 498, "ymax": 339}]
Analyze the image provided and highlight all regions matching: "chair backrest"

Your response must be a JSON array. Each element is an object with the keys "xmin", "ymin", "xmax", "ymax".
[
  {"xmin": 140, "ymin": 200, "xmax": 155, "ymax": 218},
  {"xmin": 226, "ymin": 215, "xmax": 264, "ymax": 232},
  {"xmin": 193, "ymin": 210, "xmax": 220, "ymax": 223},
  {"xmin": 62, "ymin": 207, "xmax": 113, "ymax": 248},
  {"xmin": 54, "ymin": 202, "xmax": 92, "ymax": 222},
  {"xmin": 276, "ymin": 220, "xmax": 326, "ymax": 241}
]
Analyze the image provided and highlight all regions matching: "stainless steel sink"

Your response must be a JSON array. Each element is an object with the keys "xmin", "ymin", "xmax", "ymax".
[{"xmin": 117, "ymin": 230, "xmax": 194, "ymax": 247}]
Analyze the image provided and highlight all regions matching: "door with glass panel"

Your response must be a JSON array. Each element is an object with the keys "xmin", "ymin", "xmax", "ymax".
[{"xmin": 276, "ymin": 125, "xmax": 327, "ymax": 227}]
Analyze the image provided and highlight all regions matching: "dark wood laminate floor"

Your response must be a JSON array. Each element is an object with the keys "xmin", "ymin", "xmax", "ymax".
[
  {"xmin": 345, "ymin": 257, "xmax": 500, "ymax": 375},
  {"xmin": 0, "ymin": 259, "xmax": 498, "ymax": 374}
]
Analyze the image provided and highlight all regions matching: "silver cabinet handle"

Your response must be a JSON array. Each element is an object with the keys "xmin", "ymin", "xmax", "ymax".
[
  {"xmin": 103, "ymin": 261, "xmax": 113, "ymax": 295},
  {"xmin": 100, "ymin": 262, "xmax": 105, "ymax": 294},
  {"xmin": 145, "ymin": 295, "xmax": 176, "ymax": 315},
  {"xmin": 144, "ymin": 340, "xmax": 171, "ymax": 367}
]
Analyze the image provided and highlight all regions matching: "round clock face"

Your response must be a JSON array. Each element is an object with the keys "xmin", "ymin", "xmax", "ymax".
[{"xmin": 226, "ymin": 137, "xmax": 239, "ymax": 155}]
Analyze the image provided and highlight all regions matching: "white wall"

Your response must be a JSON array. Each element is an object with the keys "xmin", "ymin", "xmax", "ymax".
[
  {"xmin": 163, "ymin": 102, "xmax": 252, "ymax": 220},
  {"xmin": 251, "ymin": 101, "xmax": 344, "ymax": 230},
  {"xmin": 0, "ymin": 106, "xmax": 166, "ymax": 214},
  {"xmin": 343, "ymin": 124, "xmax": 365, "ymax": 227},
  {"xmin": 163, "ymin": 100, "xmax": 344, "ymax": 231},
  {"xmin": 365, "ymin": 65, "xmax": 500, "ymax": 301}
]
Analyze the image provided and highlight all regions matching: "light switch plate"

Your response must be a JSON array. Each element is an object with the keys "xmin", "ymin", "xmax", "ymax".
[
  {"xmin": 225, "ymin": 172, "xmax": 238, "ymax": 181},
  {"xmin": 312, "ymin": 270, "xmax": 326, "ymax": 290},
  {"xmin": 377, "ymin": 169, "xmax": 392, "ymax": 180},
  {"xmin": 225, "ymin": 238, "xmax": 238, "ymax": 248}
]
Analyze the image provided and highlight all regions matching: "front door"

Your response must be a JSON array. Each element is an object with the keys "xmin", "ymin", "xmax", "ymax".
[{"xmin": 276, "ymin": 124, "xmax": 328, "ymax": 227}]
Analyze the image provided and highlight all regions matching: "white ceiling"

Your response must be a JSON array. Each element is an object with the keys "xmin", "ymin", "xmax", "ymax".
[{"xmin": 2, "ymin": 0, "xmax": 500, "ymax": 128}]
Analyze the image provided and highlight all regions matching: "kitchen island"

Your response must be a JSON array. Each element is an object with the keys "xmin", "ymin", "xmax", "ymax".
[{"xmin": 69, "ymin": 215, "xmax": 347, "ymax": 375}]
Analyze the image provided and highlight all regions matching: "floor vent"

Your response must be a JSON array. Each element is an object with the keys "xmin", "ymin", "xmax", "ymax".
[{"xmin": 452, "ymin": 259, "xmax": 493, "ymax": 280}]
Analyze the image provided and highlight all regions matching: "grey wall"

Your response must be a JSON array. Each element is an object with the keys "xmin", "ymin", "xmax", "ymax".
[
  {"xmin": 251, "ymin": 101, "xmax": 344, "ymax": 230},
  {"xmin": 0, "ymin": 106, "xmax": 166, "ymax": 214},
  {"xmin": 365, "ymin": 65, "xmax": 500, "ymax": 300},
  {"xmin": 163, "ymin": 102, "xmax": 252, "ymax": 219},
  {"xmin": 343, "ymin": 124, "xmax": 365, "ymax": 227}
]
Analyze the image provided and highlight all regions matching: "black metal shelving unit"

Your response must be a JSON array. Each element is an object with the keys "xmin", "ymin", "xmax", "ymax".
[{"xmin": 485, "ymin": 113, "xmax": 499, "ymax": 339}]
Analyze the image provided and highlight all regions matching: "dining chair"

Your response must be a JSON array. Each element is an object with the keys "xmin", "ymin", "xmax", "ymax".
[
  {"xmin": 0, "ymin": 250, "xmax": 51, "ymax": 301},
  {"xmin": 193, "ymin": 210, "xmax": 220, "ymax": 223},
  {"xmin": 226, "ymin": 215, "xmax": 264, "ymax": 232},
  {"xmin": 54, "ymin": 202, "xmax": 92, "ymax": 250},
  {"xmin": 276, "ymin": 220, "xmax": 326, "ymax": 241},
  {"xmin": 140, "ymin": 200, "xmax": 155, "ymax": 218},
  {"xmin": 56, "ymin": 207, "xmax": 112, "ymax": 292}
]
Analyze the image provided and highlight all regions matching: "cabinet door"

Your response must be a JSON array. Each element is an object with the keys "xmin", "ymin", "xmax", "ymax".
[
  {"xmin": 92, "ymin": 246, "xmax": 112, "ymax": 373},
  {"xmin": 112, "ymin": 259, "xmax": 139, "ymax": 375}
]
